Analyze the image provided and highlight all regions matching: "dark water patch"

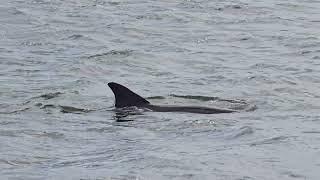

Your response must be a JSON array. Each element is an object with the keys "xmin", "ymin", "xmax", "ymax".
[
  {"xmin": 250, "ymin": 63, "xmax": 282, "ymax": 72},
  {"xmin": 300, "ymin": 50, "xmax": 312, "ymax": 55},
  {"xmin": 35, "ymin": 92, "xmax": 63, "ymax": 100},
  {"xmin": 214, "ymin": 4, "xmax": 244, "ymax": 11},
  {"xmin": 29, "ymin": 50, "xmax": 56, "ymax": 55},
  {"xmin": 35, "ymin": 131, "xmax": 65, "ymax": 139},
  {"xmin": 66, "ymin": 34, "xmax": 84, "ymax": 40},
  {"xmin": 62, "ymin": 34, "xmax": 95, "ymax": 41},
  {"xmin": 240, "ymin": 37, "xmax": 250, "ymax": 41},
  {"xmin": 86, "ymin": 127, "xmax": 116, "ymax": 133},
  {"xmin": 115, "ymin": 118, "xmax": 135, "ymax": 122},
  {"xmin": 0, "ymin": 60, "xmax": 26, "ymax": 66},
  {"xmin": 281, "ymin": 171, "xmax": 307, "ymax": 179},
  {"xmin": 15, "ymin": 68, "xmax": 41, "ymax": 73},
  {"xmin": 113, "ymin": 107, "xmax": 146, "ymax": 122},
  {"xmin": 225, "ymin": 4, "xmax": 243, "ymax": 9},
  {"xmin": 88, "ymin": 49, "xmax": 133, "ymax": 59},
  {"xmin": 302, "ymin": 131, "xmax": 320, "ymax": 134},
  {"xmin": 10, "ymin": 8, "xmax": 26, "ymax": 15},
  {"xmin": 135, "ymin": 14, "xmax": 163, "ymax": 21},
  {"xmin": 146, "ymin": 96, "xmax": 166, "ymax": 100},
  {"xmin": 217, "ymin": 98, "xmax": 249, "ymax": 104},
  {"xmin": 110, "ymin": 1, "xmax": 121, "ymax": 5},
  {"xmin": 34, "ymin": 102, "xmax": 42, "ymax": 107},
  {"xmin": 215, "ymin": 7, "xmax": 224, "ymax": 11},
  {"xmin": 21, "ymin": 41, "xmax": 43, "ymax": 46},
  {"xmin": 312, "ymin": 56, "xmax": 320, "ymax": 59}
]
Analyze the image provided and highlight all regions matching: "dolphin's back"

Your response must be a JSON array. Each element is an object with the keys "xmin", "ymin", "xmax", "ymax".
[
  {"xmin": 145, "ymin": 104, "xmax": 235, "ymax": 114},
  {"xmin": 108, "ymin": 82, "xmax": 236, "ymax": 114}
]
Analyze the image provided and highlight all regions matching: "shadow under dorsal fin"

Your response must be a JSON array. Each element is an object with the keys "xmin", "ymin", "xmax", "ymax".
[{"xmin": 108, "ymin": 82, "xmax": 150, "ymax": 108}]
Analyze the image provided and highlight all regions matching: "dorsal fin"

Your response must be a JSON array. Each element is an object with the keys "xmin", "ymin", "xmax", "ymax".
[{"xmin": 108, "ymin": 82, "xmax": 150, "ymax": 108}]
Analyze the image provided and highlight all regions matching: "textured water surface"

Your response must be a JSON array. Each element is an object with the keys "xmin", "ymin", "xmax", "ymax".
[{"xmin": 1, "ymin": 0, "xmax": 320, "ymax": 179}]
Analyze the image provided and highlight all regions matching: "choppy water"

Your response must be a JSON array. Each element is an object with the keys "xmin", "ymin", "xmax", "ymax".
[{"xmin": 1, "ymin": 0, "xmax": 320, "ymax": 179}]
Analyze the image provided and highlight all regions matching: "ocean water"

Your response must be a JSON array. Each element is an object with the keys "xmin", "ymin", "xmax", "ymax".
[{"xmin": 1, "ymin": 0, "xmax": 320, "ymax": 179}]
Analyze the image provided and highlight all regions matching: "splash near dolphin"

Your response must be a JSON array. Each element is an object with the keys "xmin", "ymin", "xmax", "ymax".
[{"xmin": 108, "ymin": 82, "xmax": 236, "ymax": 114}]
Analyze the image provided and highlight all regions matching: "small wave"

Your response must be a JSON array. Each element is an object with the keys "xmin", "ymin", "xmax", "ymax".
[
  {"xmin": 35, "ymin": 104, "xmax": 93, "ymax": 114},
  {"xmin": 39, "ymin": 104, "xmax": 56, "ymax": 109},
  {"xmin": 226, "ymin": 126, "xmax": 254, "ymax": 139},
  {"xmin": 88, "ymin": 49, "xmax": 133, "ymax": 59},
  {"xmin": 52, "ymin": 154, "xmax": 114, "ymax": 168},
  {"xmin": 250, "ymin": 136, "xmax": 290, "ymax": 146},
  {"xmin": 59, "ymin": 105, "xmax": 92, "ymax": 114},
  {"xmin": 0, "ymin": 159, "xmax": 31, "ymax": 166},
  {"xmin": 0, "ymin": 157, "xmax": 49, "ymax": 168},
  {"xmin": 0, "ymin": 107, "xmax": 30, "ymax": 114}
]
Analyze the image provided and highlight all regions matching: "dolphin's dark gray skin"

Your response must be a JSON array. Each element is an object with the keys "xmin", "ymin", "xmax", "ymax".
[{"xmin": 108, "ymin": 82, "xmax": 236, "ymax": 114}]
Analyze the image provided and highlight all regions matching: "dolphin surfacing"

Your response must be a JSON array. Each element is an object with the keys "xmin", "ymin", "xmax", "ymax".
[{"xmin": 108, "ymin": 82, "xmax": 236, "ymax": 114}]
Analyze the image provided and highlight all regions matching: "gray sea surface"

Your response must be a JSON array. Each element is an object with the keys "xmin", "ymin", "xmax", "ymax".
[{"xmin": 1, "ymin": 0, "xmax": 320, "ymax": 179}]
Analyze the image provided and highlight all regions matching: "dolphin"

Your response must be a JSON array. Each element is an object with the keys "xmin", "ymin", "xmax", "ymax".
[{"xmin": 108, "ymin": 82, "xmax": 236, "ymax": 114}]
